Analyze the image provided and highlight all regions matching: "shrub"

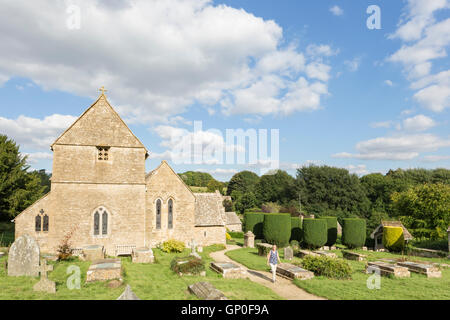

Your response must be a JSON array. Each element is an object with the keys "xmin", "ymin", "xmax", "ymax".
[
  {"xmin": 290, "ymin": 217, "xmax": 303, "ymax": 242},
  {"xmin": 244, "ymin": 212, "xmax": 265, "ymax": 239},
  {"xmin": 341, "ymin": 218, "xmax": 366, "ymax": 249},
  {"xmin": 290, "ymin": 240, "xmax": 300, "ymax": 252},
  {"xmin": 57, "ymin": 228, "xmax": 76, "ymax": 261},
  {"xmin": 383, "ymin": 226, "xmax": 404, "ymax": 252},
  {"xmin": 170, "ymin": 256, "xmax": 205, "ymax": 275},
  {"xmin": 322, "ymin": 216, "xmax": 338, "ymax": 247},
  {"xmin": 228, "ymin": 231, "xmax": 244, "ymax": 239},
  {"xmin": 263, "ymin": 214, "xmax": 291, "ymax": 247},
  {"xmin": 301, "ymin": 255, "xmax": 352, "ymax": 279},
  {"xmin": 302, "ymin": 218, "xmax": 327, "ymax": 249},
  {"xmin": 161, "ymin": 239, "xmax": 185, "ymax": 253},
  {"xmin": 226, "ymin": 232, "xmax": 232, "ymax": 241}
]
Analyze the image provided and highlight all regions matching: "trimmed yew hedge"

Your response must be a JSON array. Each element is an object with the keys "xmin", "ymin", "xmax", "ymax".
[
  {"xmin": 342, "ymin": 218, "xmax": 366, "ymax": 248},
  {"xmin": 290, "ymin": 217, "xmax": 303, "ymax": 242},
  {"xmin": 263, "ymin": 214, "xmax": 291, "ymax": 247},
  {"xmin": 322, "ymin": 216, "xmax": 338, "ymax": 247},
  {"xmin": 382, "ymin": 226, "xmax": 404, "ymax": 252},
  {"xmin": 244, "ymin": 212, "xmax": 265, "ymax": 239},
  {"xmin": 302, "ymin": 218, "xmax": 327, "ymax": 248}
]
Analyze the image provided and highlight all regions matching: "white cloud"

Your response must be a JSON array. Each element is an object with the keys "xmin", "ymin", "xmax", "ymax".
[
  {"xmin": 402, "ymin": 114, "xmax": 436, "ymax": 131},
  {"xmin": 0, "ymin": 114, "xmax": 77, "ymax": 150},
  {"xmin": 306, "ymin": 44, "xmax": 339, "ymax": 57},
  {"xmin": 195, "ymin": 168, "xmax": 238, "ymax": 175},
  {"xmin": 305, "ymin": 62, "xmax": 331, "ymax": 82},
  {"xmin": 422, "ymin": 155, "xmax": 450, "ymax": 162},
  {"xmin": 329, "ymin": 5, "xmax": 344, "ymax": 16},
  {"xmin": 344, "ymin": 57, "xmax": 361, "ymax": 72},
  {"xmin": 384, "ymin": 80, "xmax": 394, "ymax": 86},
  {"xmin": 370, "ymin": 121, "xmax": 393, "ymax": 129},
  {"xmin": 0, "ymin": 0, "xmax": 332, "ymax": 121},
  {"xmin": 24, "ymin": 152, "xmax": 53, "ymax": 164},
  {"xmin": 333, "ymin": 133, "xmax": 450, "ymax": 161},
  {"xmin": 345, "ymin": 164, "xmax": 368, "ymax": 175}
]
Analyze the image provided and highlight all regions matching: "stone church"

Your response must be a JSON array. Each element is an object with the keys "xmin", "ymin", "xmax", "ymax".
[{"xmin": 13, "ymin": 91, "xmax": 227, "ymax": 256}]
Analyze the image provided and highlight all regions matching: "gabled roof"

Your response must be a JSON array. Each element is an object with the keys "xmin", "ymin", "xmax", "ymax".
[
  {"xmin": 146, "ymin": 160, "xmax": 195, "ymax": 197},
  {"xmin": 51, "ymin": 93, "xmax": 148, "ymax": 158},
  {"xmin": 194, "ymin": 191, "xmax": 226, "ymax": 227},
  {"xmin": 225, "ymin": 212, "xmax": 242, "ymax": 225},
  {"xmin": 370, "ymin": 220, "xmax": 413, "ymax": 240}
]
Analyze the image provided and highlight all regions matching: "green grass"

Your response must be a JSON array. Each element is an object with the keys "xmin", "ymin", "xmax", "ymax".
[
  {"xmin": 0, "ymin": 244, "xmax": 282, "ymax": 300},
  {"xmin": 225, "ymin": 244, "xmax": 450, "ymax": 300},
  {"xmin": 0, "ymin": 222, "xmax": 14, "ymax": 247},
  {"xmin": 189, "ymin": 186, "xmax": 208, "ymax": 193}
]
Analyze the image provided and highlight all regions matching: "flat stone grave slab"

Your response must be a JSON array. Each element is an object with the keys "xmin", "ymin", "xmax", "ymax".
[
  {"xmin": 41, "ymin": 254, "xmax": 58, "ymax": 262},
  {"xmin": 313, "ymin": 251, "xmax": 337, "ymax": 258},
  {"xmin": 188, "ymin": 282, "xmax": 228, "ymax": 300},
  {"xmin": 210, "ymin": 262, "xmax": 247, "ymax": 279},
  {"xmin": 296, "ymin": 250, "xmax": 319, "ymax": 258},
  {"xmin": 132, "ymin": 247, "xmax": 154, "ymax": 264},
  {"xmin": 276, "ymin": 263, "xmax": 314, "ymax": 280},
  {"xmin": 256, "ymin": 243, "xmax": 273, "ymax": 256},
  {"xmin": 342, "ymin": 251, "xmax": 367, "ymax": 261},
  {"xmin": 86, "ymin": 259, "xmax": 122, "ymax": 282},
  {"xmin": 366, "ymin": 261, "xmax": 410, "ymax": 278},
  {"xmin": 397, "ymin": 261, "xmax": 442, "ymax": 278}
]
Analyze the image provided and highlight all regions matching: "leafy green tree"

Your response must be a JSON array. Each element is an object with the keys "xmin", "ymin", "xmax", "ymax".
[
  {"xmin": 206, "ymin": 179, "xmax": 224, "ymax": 194},
  {"xmin": 0, "ymin": 135, "xmax": 46, "ymax": 219},
  {"xmin": 178, "ymin": 171, "xmax": 217, "ymax": 187},
  {"xmin": 34, "ymin": 169, "xmax": 51, "ymax": 194},
  {"xmin": 234, "ymin": 191, "xmax": 257, "ymax": 214},
  {"xmin": 255, "ymin": 170, "xmax": 296, "ymax": 205},
  {"xmin": 226, "ymin": 171, "xmax": 259, "ymax": 196}
]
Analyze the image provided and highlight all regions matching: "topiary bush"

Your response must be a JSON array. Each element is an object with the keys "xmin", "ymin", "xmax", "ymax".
[
  {"xmin": 322, "ymin": 216, "xmax": 338, "ymax": 247},
  {"xmin": 161, "ymin": 239, "xmax": 185, "ymax": 253},
  {"xmin": 170, "ymin": 256, "xmax": 205, "ymax": 275},
  {"xmin": 244, "ymin": 212, "xmax": 265, "ymax": 239},
  {"xmin": 263, "ymin": 214, "xmax": 291, "ymax": 247},
  {"xmin": 302, "ymin": 218, "xmax": 327, "ymax": 249},
  {"xmin": 341, "ymin": 218, "xmax": 366, "ymax": 249},
  {"xmin": 382, "ymin": 226, "xmax": 404, "ymax": 252},
  {"xmin": 290, "ymin": 217, "xmax": 303, "ymax": 242},
  {"xmin": 301, "ymin": 255, "xmax": 352, "ymax": 279}
]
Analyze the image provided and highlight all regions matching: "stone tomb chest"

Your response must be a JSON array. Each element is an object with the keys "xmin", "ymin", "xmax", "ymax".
[
  {"xmin": 210, "ymin": 262, "xmax": 247, "ymax": 279},
  {"xmin": 86, "ymin": 259, "xmax": 122, "ymax": 282},
  {"xmin": 276, "ymin": 263, "xmax": 314, "ymax": 280},
  {"xmin": 397, "ymin": 261, "xmax": 442, "ymax": 278},
  {"xmin": 366, "ymin": 261, "xmax": 410, "ymax": 278}
]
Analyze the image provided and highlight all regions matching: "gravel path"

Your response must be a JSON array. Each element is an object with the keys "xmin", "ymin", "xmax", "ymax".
[{"xmin": 209, "ymin": 245, "xmax": 325, "ymax": 300}]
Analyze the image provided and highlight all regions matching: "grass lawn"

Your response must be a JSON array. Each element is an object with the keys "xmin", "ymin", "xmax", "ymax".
[
  {"xmin": 225, "ymin": 245, "xmax": 450, "ymax": 300},
  {"xmin": 0, "ymin": 244, "xmax": 282, "ymax": 300},
  {"xmin": 0, "ymin": 222, "xmax": 14, "ymax": 247}
]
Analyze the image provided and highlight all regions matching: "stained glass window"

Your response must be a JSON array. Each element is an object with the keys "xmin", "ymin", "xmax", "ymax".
[
  {"xmin": 43, "ymin": 215, "xmax": 49, "ymax": 232},
  {"xmin": 94, "ymin": 211, "xmax": 100, "ymax": 235},
  {"xmin": 102, "ymin": 211, "xmax": 108, "ymax": 235},
  {"xmin": 35, "ymin": 215, "xmax": 41, "ymax": 232}
]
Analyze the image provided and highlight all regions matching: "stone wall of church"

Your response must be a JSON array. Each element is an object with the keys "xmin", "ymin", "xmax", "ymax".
[
  {"xmin": 52, "ymin": 145, "xmax": 146, "ymax": 185},
  {"xmin": 194, "ymin": 226, "xmax": 226, "ymax": 247}
]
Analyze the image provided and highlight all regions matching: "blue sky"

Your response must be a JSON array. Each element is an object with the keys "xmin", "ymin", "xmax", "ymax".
[{"xmin": 0, "ymin": 0, "xmax": 449, "ymax": 181}]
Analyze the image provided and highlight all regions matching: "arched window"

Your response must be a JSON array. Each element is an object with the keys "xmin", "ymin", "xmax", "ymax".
[
  {"xmin": 102, "ymin": 211, "xmax": 108, "ymax": 235},
  {"xmin": 94, "ymin": 212, "xmax": 100, "ymax": 235},
  {"xmin": 35, "ymin": 215, "xmax": 42, "ymax": 232},
  {"xmin": 168, "ymin": 199, "xmax": 173, "ymax": 229},
  {"xmin": 43, "ymin": 215, "xmax": 49, "ymax": 232},
  {"xmin": 156, "ymin": 199, "xmax": 161, "ymax": 229}
]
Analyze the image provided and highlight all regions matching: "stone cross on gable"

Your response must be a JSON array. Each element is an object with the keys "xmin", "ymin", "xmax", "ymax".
[
  {"xmin": 38, "ymin": 259, "xmax": 53, "ymax": 280},
  {"xmin": 99, "ymin": 86, "xmax": 108, "ymax": 95}
]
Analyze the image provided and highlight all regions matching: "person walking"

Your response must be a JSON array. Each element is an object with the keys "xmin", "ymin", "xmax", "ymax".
[{"xmin": 267, "ymin": 244, "xmax": 281, "ymax": 283}]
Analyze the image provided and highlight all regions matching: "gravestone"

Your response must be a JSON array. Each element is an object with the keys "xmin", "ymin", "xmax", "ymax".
[
  {"xmin": 86, "ymin": 259, "xmax": 122, "ymax": 282},
  {"xmin": 397, "ymin": 261, "xmax": 442, "ymax": 278},
  {"xmin": 8, "ymin": 234, "xmax": 40, "ymax": 277},
  {"xmin": 117, "ymin": 285, "xmax": 141, "ymax": 300},
  {"xmin": 33, "ymin": 259, "xmax": 56, "ymax": 293},
  {"xmin": 210, "ymin": 262, "xmax": 247, "ymax": 279},
  {"xmin": 313, "ymin": 251, "xmax": 337, "ymax": 258},
  {"xmin": 82, "ymin": 245, "xmax": 104, "ymax": 261},
  {"xmin": 276, "ymin": 263, "xmax": 314, "ymax": 280},
  {"xmin": 366, "ymin": 261, "xmax": 410, "ymax": 278},
  {"xmin": 189, "ymin": 239, "xmax": 202, "ymax": 259},
  {"xmin": 188, "ymin": 282, "xmax": 228, "ymax": 300},
  {"xmin": 284, "ymin": 247, "xmax": 293, "ymax": 261},
  {"xmin": 256, "ymin": 243, "xmax": 272, "ymax": 256},
  {"xmin": 244, "ymin": 231, "xmax": 255, "ymax": 248},
  {"xmin": 342, "ymin": 251, "xmax": 367, "ymax": 261},
  {"xmin": 132, "ymin": 247, "xmax": 154, "ymax": 263},
  {"xmin": 41, "ymin": 253, "xmax": 58, "ymax": 262},
  {"xmin": 296, "ymin": 249, "xmax": 319, "ymax": 258}
]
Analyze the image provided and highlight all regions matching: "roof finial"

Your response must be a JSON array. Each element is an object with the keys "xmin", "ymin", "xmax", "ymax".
[{"xmin": 99, "ymin": 86, "xmax": 108, "ymax": 96}]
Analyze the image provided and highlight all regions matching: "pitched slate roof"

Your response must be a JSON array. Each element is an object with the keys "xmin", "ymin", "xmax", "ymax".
[
  {"xmin": 370, "ymin": 220, "xmax": 413, "ymax": 240},
  {"xmin": 194, "ymin": 191, "xmax": 226, "ymax": 227},
  {"xmin": 225, "ymin": 212, "xmax": 242, "ymax": 226}
]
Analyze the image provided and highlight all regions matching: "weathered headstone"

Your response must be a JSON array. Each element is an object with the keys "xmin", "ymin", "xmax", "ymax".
[
  {"xmin": 33, "ymin": 259, "xmax": 56, "ymax": 293},
  {"xmin": 86, "ymin": 259, "xmax": 122, "ymax": 282},
  {"xmin": 342, "ymin": 251, "xmax": 367, "ymax": 261},
  {"xmin": 82, "ymin": 245, "xmax": 104, "ymax": 261},
  {"xmin": 276, "ymin": 263, "xmax": 314, "ymax": 280},
  {"xmin": 117, "ymin": 285, "xmax": 140, "ymax": 300},
  {"xmin": 256, "ymin": 243, "xmax": 272, "ymax": 256},
  {"xmin": 188, "ymin": 282, "xmax": 228, "ymax": 300},
  {"xmin": 296, "ymin": 249, "xmax": 319, "ymax": 258},
  {"xmin": 189, "ymin": 239, "xmax": 202, "ymax": 259},
  {"xmin": 397, "ymin": 261, "xmax": 442, "ymax": 278},
  {"xmin": 284, "ymin": 247, "xmax": 293, "ymax": 261},
  {"xmin": 132, "ymin": 247, "xmax": 154, "ymax": 263},
  {"xmin": 8, "ymin": 234, "xmax": 40, "ymax": 277},
  {"xmin": 313, "ymin": 251, "xmax": 337, "ymax": 258},
  {"xmin": 210, "ymin": 262, "xmax": 247, "ymax": 279},
  {"xmin": 244, "ymin": 231, "xmax": 255, "ymax": 248},
  {"xmin": 366, "ymin": 261, "xmax": 410, "ymax": 278}
]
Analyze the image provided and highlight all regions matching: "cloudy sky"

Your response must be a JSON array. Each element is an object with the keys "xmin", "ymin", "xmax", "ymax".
[{"xmin": 0, "ymin": 0, "xmax": 449, "ymax": 180}]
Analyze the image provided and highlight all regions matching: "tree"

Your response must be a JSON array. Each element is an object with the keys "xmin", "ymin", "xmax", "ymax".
[
  {"xmin": 296, "ymin": 165, "xmax": 370, "ymax": 217},
  {"xmin": 206, "ymin": 179, "xmax": 224, "ymax": 194},
  {"xmin": 255, "ymin": 170, "xmax": 296, "ymax": 205},
  {"xmin": 0, "ymin": 135, "xmax": 46, "ymax": 219},
  {"xmin": 226, "ymin": 171, "xmax": 260, "ymax": 197},
  {"xmin": 178, "ymin": 171, "xmax": 216, "ymax": 187},
  {"xmin": 234, "ymin": 192, "xmax": 257, "ymax": 214},
  {"xmin": 391, "ymin": 183, "xmax": 450, "ymax": 239}
]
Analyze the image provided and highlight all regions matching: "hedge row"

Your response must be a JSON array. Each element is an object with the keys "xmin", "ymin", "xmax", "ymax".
[
  {"xmin": 244, "ymin": 213, "xmax": 265, "ymax": 239},
  {"xmin": 263, "ymin": 214, "xmax": 291, "ymax": 247},
  {"xmin": 342, "ymin": 218, "xmax": 366, "ymax": 248},
  {"xmin": 303, "ymin": 218, "xmax": 327, "ymax": 248},
  {"xmin": 290, "ymin": 217, "xmax": 303, "ymax": 242},
  {"xmin": 322, "ymin": 216, "xmax": 338, "ymax": 247}
]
